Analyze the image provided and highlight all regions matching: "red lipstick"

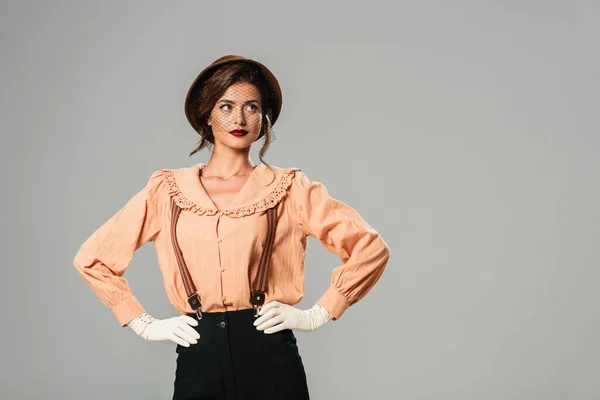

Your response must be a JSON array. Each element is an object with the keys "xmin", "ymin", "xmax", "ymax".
[{"xmin": 230, "ymin": 129, "xmax": 248, "ymax": 137}]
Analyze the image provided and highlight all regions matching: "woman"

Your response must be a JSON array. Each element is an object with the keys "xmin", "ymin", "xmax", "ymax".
[{"xmin": 73, "ymin": 55, "xmax": 390, "ymax": 399}]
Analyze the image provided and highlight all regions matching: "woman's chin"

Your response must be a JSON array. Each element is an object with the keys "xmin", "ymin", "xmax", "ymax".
[{"xmin": 215, "ymin": 138, "xmax": 254, "ymax": 151}]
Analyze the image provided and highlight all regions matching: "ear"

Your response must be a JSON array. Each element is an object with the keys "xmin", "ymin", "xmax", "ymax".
[{"xmin": 206, "ymin": 116, "xmax": 212, "ymax": 126}]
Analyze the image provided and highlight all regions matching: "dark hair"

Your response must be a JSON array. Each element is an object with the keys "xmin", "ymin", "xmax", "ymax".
[{"xmin": 188, "ymin": 62, "xmax": 276, "ymax": 175}]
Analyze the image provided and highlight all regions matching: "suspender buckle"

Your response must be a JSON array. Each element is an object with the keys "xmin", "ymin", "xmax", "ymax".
[
  {"xmin": 250, "ymin": 290, "xmax": 265, "ymax": 317},
  {"xmin": 188, "ymin": 293, "xmax": 201, "ymax": 309},
  {"xmin": 188, "ymin": 293, "xmax": 202, "ymax": 319}
]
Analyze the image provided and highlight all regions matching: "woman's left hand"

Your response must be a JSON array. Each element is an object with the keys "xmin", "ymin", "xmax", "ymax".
[{"xmin": 253, "ymin": 301, "xmax": 333, "ymax": 334}]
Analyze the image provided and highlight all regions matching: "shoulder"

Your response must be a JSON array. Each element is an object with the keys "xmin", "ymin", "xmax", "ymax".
[
  {"xmin": 277, "ymin": 165, "xmax": 323, "ymax": 188},
  {"xmin": 140, "ymin": 167, "xmax": 197, "ymax": 203},
  {"xmin": 145, "ymin": 166, "xmax": 196, "ymax": 187},
  {"xmin": 254, "ymin": 163, "xmax": 301, "ymax": 183}
]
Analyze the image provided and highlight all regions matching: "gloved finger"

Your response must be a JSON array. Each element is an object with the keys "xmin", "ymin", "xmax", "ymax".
[
  {"xmin": 255, "ymin": 314, "xmax": 285, "ymax": 331},
  {"xmin": 173, "ymin": 325, "xmax": 199, "ymax": 344},
  {"xmin": 168, "ymin": 333, "xmax": 191, "ymax": 347},
  {"xmin": 258, "ymin": 301, "xmax": 283, "ymax": 316},
  {"xmin": 175, "ymin": 320, "xmax": 200, "ymax": 340},
  {"xmin": 264, "ymin": 322, "xmax": 288, "ymax": 334},
  {"xmin": 179, "ymin": 315, "xmax": 199, "ymax": 327},
  {"xmin": 253, "ymin": 307, "xmax": 282, "ymax": 327}
]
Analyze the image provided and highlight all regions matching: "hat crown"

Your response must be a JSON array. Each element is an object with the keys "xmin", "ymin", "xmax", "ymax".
[{"xmin": 210, "ymin": 55, "xmax": 246, "ymax": 66}]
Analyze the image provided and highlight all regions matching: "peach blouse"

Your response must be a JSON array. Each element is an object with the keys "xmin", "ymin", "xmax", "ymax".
[{"xmin": 72, "ymin": 163, "xmax": 390, "ymax": 327}]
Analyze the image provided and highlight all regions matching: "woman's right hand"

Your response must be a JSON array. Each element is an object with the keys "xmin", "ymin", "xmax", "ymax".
[{"xmin": 129, "ymin": 313, "xmax": 200, "ymax": 347}]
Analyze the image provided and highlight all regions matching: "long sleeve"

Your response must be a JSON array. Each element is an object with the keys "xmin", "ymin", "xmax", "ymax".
[
  {"xmin": 72, "ymin": 170, "xmax": 167, "ymax": 327},
  {"xmin": 288, "ymin": 171, "xmax": 390, "ymax": 320}
]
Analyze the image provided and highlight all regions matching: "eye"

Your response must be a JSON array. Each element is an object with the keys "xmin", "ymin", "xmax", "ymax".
[
  {"xmin": 220, "ymin": 104, "xmax": 232, "ymax": 111},
  {"xmin": 247, "ymin": 104, "xmax": 259, "ymax": 111}
]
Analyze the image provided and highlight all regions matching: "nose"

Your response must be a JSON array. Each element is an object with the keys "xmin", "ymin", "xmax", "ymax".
[{"xmin": 234, "ymin": 106, "xmax": 246, "ymax": 126}]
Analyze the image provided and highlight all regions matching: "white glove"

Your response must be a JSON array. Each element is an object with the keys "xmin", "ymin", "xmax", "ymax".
[
  {"xmin": 253, "ymin": 301, "xmax": 333, "ymax": 334},
  {"xmin": 128, "ymin": 313, "xmax": 200, "ymax": 347}
]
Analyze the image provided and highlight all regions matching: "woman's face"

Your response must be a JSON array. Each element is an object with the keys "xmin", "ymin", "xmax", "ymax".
[{"xmin": 207, "ymin": 82, "xmax": 263, "ymax": 150}]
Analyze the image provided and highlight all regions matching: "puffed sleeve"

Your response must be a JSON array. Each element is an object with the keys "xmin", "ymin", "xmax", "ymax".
[
  {"xmin": 288, "ymin": 170, "xmax": 390, "ymax": 320},
  {"xmin": 72, "ymin": 170, "xmax": 167, "ymax": 327}
]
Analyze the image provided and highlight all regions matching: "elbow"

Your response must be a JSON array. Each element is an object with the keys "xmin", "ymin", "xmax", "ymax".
[
  {"xmin": 72, "ymin": 246, "xmax": 89, "ymax": 273},
  {"xmin": 72, "ymin": 256, "xmax": 91, "ymax": 281},
  {"xmin": 375, "ymin": 236, "xmax": 390, "ymax": 275},
  {"xmin": 72, "ymin": 252, "xmax": 83, "ymax": 273},
  {"xmin": 376, "ymin": 233, "xmax": 390, "ymax": 262},
  {"xmin": 72, "ymin": 248, "xmax": 98, "ymax": 278},
  {"xmin": 382, "ymin": 241, "xmax": 390, "ymax": 263}
]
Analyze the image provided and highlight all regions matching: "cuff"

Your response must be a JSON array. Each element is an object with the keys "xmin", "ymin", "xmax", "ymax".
[
  {"xmin": 316, "ymin": 286, "xmax": 351, "ymax": 321},
  {"xmin": 112, "ymin": 295, "xmax": 146, "ymax": 327}
]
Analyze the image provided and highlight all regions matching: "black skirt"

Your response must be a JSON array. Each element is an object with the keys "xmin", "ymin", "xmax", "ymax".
[{"xmin": 173, "ymin": 308, "xmax": 310, "ymax": 400}]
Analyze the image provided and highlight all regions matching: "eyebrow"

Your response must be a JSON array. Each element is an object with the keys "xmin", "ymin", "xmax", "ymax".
[{"xmin": 218, "ymin": 99, "xmax": 260, "ymax": 104}]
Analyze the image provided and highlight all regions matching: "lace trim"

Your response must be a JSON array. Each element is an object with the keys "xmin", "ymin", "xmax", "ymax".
[{"xmin": 163, "ymin": 169, "xmax": 297, "ymax": 218}]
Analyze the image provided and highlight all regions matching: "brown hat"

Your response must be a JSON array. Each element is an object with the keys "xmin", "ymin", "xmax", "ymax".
[{"xmin": 184, "ymin": 55, "xmax": 283, "ymax": 138}]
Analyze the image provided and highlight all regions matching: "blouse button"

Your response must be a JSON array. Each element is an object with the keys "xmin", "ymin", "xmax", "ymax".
[{"xmin": 217, "ymin": 237, "xmax": 222, "ymax": 243}]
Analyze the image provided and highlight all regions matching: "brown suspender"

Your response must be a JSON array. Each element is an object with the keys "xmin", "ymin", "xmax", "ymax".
[
  {"xmin": 250, "ymin": 206, "xmax": 278, "ymax": 316},
  {"xmin": 170, "ymin": 200, "xmax": 202, "ymax": 318},
  {"xmin": 170, "ymin": 198, "xmax": 278, "ymax": 319}
]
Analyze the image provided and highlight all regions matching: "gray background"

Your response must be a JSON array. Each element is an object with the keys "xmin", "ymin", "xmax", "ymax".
[{"xmin": 1, "ymin": 0, "xmax": 599, "ymax": 399}]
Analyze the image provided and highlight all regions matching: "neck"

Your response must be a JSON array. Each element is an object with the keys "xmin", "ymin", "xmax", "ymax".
[{"xmin": 202, "ymin": 152, "xmax": 257, "ymax": 179}]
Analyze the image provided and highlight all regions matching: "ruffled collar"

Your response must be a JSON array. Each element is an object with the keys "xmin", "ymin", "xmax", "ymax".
[{"xmin": 163, "ymin": 163, "xmax": 300, "ymax": 218}]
